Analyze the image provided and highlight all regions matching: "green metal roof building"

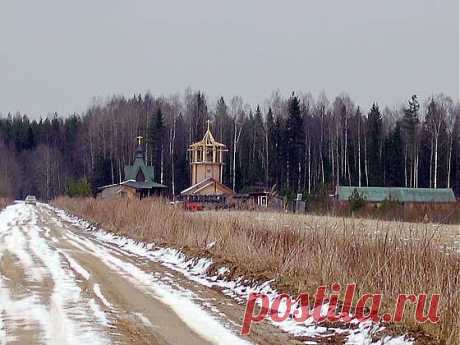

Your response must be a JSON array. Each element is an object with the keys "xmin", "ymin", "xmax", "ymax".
[
  {"xmin": 123, "ymin": 145, "xmax": 166, "ymax": 188},
  {"xmin": 337, "ymin": 186, "xmax": 456, "ymax": 203},
  {"xmin": 98, "ymin": 142, "xmax": 167, "ymax": 199},
  {"xmin": 124, "ymin": 145, "xmax": 155, "ymax": 182}
]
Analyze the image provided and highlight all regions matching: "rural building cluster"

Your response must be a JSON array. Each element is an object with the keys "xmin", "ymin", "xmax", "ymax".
[{"xmin": 96, "ymin": 123, "xmax": 458, "ymax": 221}]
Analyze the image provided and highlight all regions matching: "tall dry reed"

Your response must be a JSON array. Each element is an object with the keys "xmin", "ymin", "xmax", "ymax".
[
  {"xmin": 0, "ymin": 198, "xmax": 10, "ymax": 210},
  {"xmin": 53, "ymin": 197, "xmax": 460, "ymax": 344}
]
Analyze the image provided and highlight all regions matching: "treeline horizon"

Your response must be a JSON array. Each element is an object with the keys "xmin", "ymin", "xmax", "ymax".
[{"xmin": 1, "ymin": 88, "xmax": 459, "ymax": 200}]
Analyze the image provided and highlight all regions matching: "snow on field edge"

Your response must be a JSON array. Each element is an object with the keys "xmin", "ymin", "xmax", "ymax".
[{"xmin": 49, "ymin": 204, "xmax": 414, "ymax": 345}]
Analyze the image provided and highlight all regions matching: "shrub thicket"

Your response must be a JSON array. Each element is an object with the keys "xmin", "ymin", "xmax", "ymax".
[{"xmin": 66, "ymin": 178, "xmax": 92, "ymax": 198}]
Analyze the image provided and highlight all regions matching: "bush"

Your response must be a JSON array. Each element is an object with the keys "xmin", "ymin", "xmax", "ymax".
[
  {"xmin": 379, "ymin": 197, "xmax": 401, "ymax": 212},
  {"xmin": 66, "ymin": 178, "xmax": 92, "ymax": 198},
  {"xmin": 308, "ymin": 183, "xmax": 333, "ymax": 214},
  {"xmin": 348, "ymin": 188, "xmax": 366, "ymax": 212}
]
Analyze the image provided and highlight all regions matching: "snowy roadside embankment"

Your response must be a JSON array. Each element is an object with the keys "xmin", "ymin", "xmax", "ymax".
[{"xmin": 49, "ymin": 204, "xmax": 415, "ymax": 345}]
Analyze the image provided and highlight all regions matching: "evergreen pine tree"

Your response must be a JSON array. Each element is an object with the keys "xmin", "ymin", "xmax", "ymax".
[
  {"xmin": 367, "ymin": 103, "xmax": 383, "ymax": 186},
  {"xmin": 286, "ymin": 94, "xmax": 305, "ymax": 192},
  {"xmin": 401, "ymin": 95, "xmax": 420, "ymax": 187},
  {"xmin": 251, "ymin": 105, "xmax": 265, "ymax": 185}
]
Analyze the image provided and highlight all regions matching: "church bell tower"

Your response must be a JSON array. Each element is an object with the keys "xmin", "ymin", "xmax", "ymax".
[{"xmin": 189, "ymin": 121, "xmax": 226, "ymax": 186}]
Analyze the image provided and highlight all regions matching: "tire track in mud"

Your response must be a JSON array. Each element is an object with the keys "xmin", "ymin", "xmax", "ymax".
[
  {"xmin": 42, "ymin": 205, "xmax": 302, "ymax": 345},
  {"xmin": 0, "ymin": 204, "xmax": 109, "ymax": 345},
  {"xmin": 38, "ymin": 209, "xmax": 234, "ymax": 345},
  {"xmin": 0, "ymin": 203, "xmax": 300, "ymax": 345}
]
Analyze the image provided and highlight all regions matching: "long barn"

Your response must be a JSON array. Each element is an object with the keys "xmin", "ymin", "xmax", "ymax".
[{"xmin": 337, "ymin": 186, "xmax": 456, "ymax": 203}]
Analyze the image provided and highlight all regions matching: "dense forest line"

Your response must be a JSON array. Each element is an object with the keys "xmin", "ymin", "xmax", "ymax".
[{"xmin": 1, "ymin": 89, "xmax": 459, "ymax": 200}]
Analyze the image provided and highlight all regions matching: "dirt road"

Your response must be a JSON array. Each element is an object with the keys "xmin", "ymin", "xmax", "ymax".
[{"xmin": 0, "ymin": 202, "xmax": 300, "ymax": 345}]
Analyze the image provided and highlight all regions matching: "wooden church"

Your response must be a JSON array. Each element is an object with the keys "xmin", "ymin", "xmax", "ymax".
[
  {"xmin": 97, "ymin": 137, "xmax": 167, "ymax": 199},
  {"xmin": 180, "ymin": 122, "xmax": 234, "ymax": 204}
]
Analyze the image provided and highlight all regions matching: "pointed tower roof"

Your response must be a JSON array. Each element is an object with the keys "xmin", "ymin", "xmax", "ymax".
[
  {"xmin": 124, "ymin": 136, "xmax": 157, "ymax": 185},
  {"xmin": 190, "ymin": 120, "xmax": 225, "ymax": 147}
]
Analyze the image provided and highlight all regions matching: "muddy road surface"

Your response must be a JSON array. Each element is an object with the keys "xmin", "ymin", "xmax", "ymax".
[{"xmin": 0, "ymin": 202, "xmax": 301, "ymax": 345}]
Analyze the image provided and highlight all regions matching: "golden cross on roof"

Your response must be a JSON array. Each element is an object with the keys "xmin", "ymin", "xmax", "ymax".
[{"xmin": 136, "ymin": 136, "xmax": 143, "ymax": 145}]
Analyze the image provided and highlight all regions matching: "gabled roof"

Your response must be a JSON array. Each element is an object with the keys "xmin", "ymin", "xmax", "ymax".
[
  {"xmin": 124, "ymin": 144, "xmax": 156, "ymax": 182},
  {"xmin": 190, "ymin": 127, "xmax": 225, "ymax": 148},
  {"xmin": 181, "ymin": 177, "xmax": 234, "ymax": 196},
  {"xmin": 337, "ymin": 186, "xmax": 456, "ymax": 203},
  {"xmin": 124, "ymin": 164, "xmax": 155, "ymax": 182},
  {"xmin": 98, "ymin": 140, "xmax": 167, "ymax": 192}
]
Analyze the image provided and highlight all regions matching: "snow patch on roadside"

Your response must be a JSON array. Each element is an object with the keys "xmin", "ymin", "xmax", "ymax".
[
  {"xmin": 57, "ymin": 225, "xmax": 253, "ymax": 345},
  {"xmin": 50, "ymin": 205, "xmax": 414, "ymax": 345},
  {"xmin": 89, "ymin": 234, "xmax": 411, "ymax": 345},
  {"xmin": 94, "ymin": 284, "xmax": 111, "ymax": 308}
]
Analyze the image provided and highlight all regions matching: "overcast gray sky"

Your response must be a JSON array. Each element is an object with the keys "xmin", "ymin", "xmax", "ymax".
[{"xmin": 0, "ymin": 0, "xmax": 458, "ymax": 117}]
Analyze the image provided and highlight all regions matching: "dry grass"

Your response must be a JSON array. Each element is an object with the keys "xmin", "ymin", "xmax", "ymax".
[
  {"xmin": 0, "ymin": 198, "xmax": 10, "ymax": 210},
  {"xmin": 53, "ymin": 197, "xmax": 460, "ymax": 344}
]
